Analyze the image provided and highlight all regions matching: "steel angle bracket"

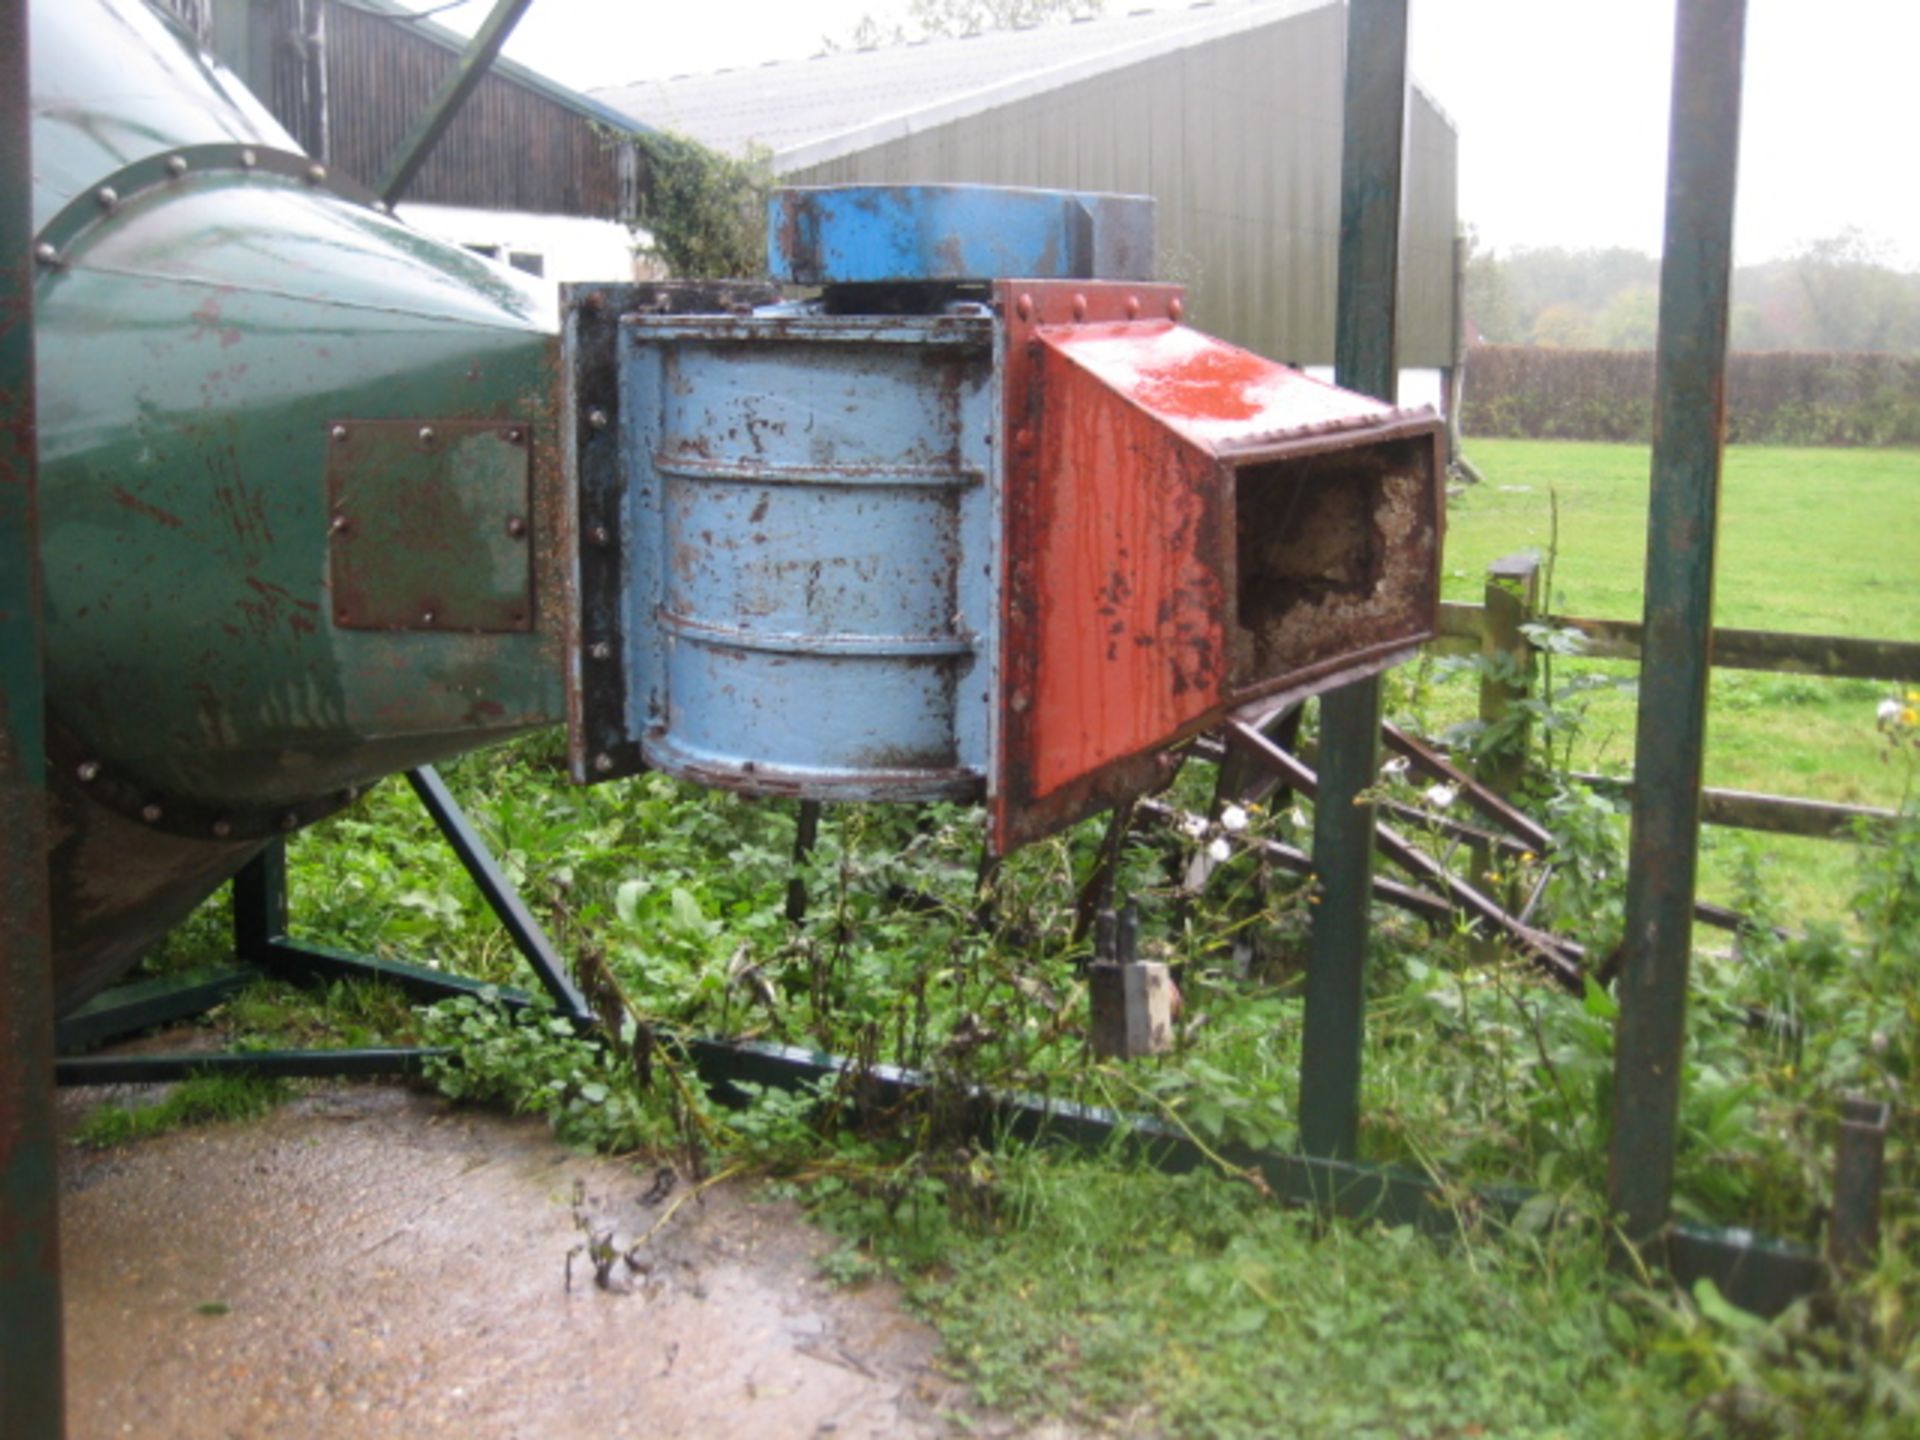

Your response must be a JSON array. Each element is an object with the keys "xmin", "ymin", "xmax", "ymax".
[{"xmin": 561, "ymin": 281, "xmax": 778, "ymax": 785}]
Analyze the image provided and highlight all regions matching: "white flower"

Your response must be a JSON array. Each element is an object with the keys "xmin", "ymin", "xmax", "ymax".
[
  {"xmin": 1382, "ymin": 756, "xmax": 1411, "ymax": 778},
  {"xmin": 1206, "ymin": 836, "xmax": 1232, "ymax": 863},
  {"xmin": 1424, "ymin": 783, "xmax": 1459, "ymax": 809},
  {"xmin": 1180, "ymin": 813, "xmax": 1209, "ymax": 840},
  {"xmin": 1289, "ymin": 806, "xmax": 1308, "ymax": 828},
  {"xmin": 1218, "ymin": 803, "xmax": 1249, "ymax": 834},
  {"xmin": 1880, "ymin": 697, "xmax": 1903, "ymax": 725}
]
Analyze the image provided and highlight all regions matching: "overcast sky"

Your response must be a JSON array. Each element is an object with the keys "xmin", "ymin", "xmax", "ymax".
[{"xmin": 400, "ymin": 0, "xmax": 1919, "ymax": 267}]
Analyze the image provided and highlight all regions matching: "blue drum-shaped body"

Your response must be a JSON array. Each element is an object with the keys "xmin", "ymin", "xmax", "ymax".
[{"xmin": 619, "ymin": 311, "xmax": 1000, "ymax": 800}]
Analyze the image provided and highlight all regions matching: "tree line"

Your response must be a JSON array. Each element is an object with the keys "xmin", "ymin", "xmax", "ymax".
[{"xmin": 1465, "ymin": 228, "xmax": 1920, "ymax": 354}]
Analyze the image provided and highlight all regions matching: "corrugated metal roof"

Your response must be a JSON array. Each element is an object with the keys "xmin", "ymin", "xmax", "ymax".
[{"xmin": 594, "ymin": 0, "xmax": 1342, "ymax": 167}]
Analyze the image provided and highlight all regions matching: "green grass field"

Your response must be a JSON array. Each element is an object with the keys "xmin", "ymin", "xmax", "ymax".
[{"xmin": 1432, "ymin": 438, "xmax": 1920, "ymax": 924}]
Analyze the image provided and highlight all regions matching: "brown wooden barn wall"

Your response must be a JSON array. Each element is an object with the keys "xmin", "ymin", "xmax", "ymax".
[{"xmin": 319, "ymin": 3, "xmax": 638, "ymax": 217}]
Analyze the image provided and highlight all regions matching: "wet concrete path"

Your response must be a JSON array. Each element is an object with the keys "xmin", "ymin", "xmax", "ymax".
[{"xmin": 58, "ymin": 1084, "xmax": 984, "ymax": 1439}]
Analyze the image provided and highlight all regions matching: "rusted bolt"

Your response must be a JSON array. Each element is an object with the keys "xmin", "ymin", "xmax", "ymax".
[
  {"xmin": 592, "ymin": 753, "xmax": 615, "ymax": 774},
  {"xmin": 421, "ymin": 609, "xmax": 437, "ymax": 625},
  {"xmin": 589, "ymin": 524, "xmax": 612, "ymax": 547},
  {"xmin": 1010, "ymin": 690, "xmax": 1031, "ymax": 715},
  {"xmin": 34, "ymin": 242, "xmax": 57, "ymax": 266},
  {"xmin": 340, "ymin": 786, "xmax": 359, "ymax": 803},
  {"xmin": 589, "ymin": 641, "xmax": 612, "ymax": 661},
  {"xmin": 95, "ymin": 185, "xmax": 118, "ymax": 210},
  {"xmin": 505, "ymin": 516, "xmax": 528, "ymax": 539},
  {"xmin": 211, "ymin": 818, "xmax": 233, "ymax": 839},
  {"xmin": 238, "ymin": 148, "xmax": 257, "ymax": 169},
  {"xmin": 140, "ymin": 803, "xmax": 164, "ymax": 824},
  {"xmin": 1071, "ymin": 293, "xmax": 1088, "ymax": 321},
  {"xmin": 280, "ymin": 811, "xmax": 300, "ymax": 831},
  {"xmin": 1169, "ymin": 298, "xmax": 1185, "ymax": 322},
  {"xmin": 587, "ymin": 408, "xmax": 609, "ymax": 430},
  {"xmin": 335, "ymin": 608, "xmax": 351, "ymax": 623},
  {"xmin": 330, "ymin": 424, "xmax": 349, "ymax": 443},
  {"xmin": 1016, "ymin": 293, "xmax": 1034, "ymax": 321},
  {"xmin": 418, "ymin": 425, "xmax": 436, "ymax": 445},
  {"xmin": 166, "ymin": 154, "xmax": 189, "ymax": 177},
  {"xmin": 1125, "ymin": 295, "xmax": 1141, "ymax": 319},
  {"xmin": 1014, "ymin": 428, "xmax": 1034, "ymax": 453},
  {"xmin": 306, "ymin": 164, "xmax": 327, "ymax": 185},
  {"xmin": 76, "ymin": 760, "xmax": 101, "ymax": 783},
  {"xmin": 580, "ymin": 292, "xmax": 604, "ymax": 314}
]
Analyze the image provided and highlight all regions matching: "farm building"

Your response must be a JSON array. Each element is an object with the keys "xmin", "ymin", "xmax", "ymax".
[
  {"xmin": 596, "ymin": 0, "xmax": 1460, "ymax": 383},
  {"xmin": 153, "ymin": 0, "xmax": 656, "ymax": 280}
]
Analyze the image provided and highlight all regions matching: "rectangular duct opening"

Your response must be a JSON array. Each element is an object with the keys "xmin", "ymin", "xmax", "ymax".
[{"xmin": 1230, "ymin": 436, "xmax": 1434, "ymax": 692}]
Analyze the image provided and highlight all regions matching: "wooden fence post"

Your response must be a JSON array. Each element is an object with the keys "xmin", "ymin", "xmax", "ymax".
[
  {"xmin": 1471, "ymin": 553, "xmax": 1540, "ymax": 927},
  {"xmin": 1478, "ymin": 552, "xmax": 1541, "ymax": 799}
]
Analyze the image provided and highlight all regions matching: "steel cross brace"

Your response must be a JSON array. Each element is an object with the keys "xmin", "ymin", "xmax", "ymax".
[
  {"xmin": 55, "ymin": 764, "xmax": 592, "ymax": 1087},
  {"xmin": 1226, "ymin": 720, "xmax": 1588, "ymax": 991}
]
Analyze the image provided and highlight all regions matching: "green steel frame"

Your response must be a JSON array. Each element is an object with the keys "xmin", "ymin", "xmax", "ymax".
[
  {"xmin": 1299, "ymin": 0, "xmax": 1408, "ymax": 1164},
  {"xmin": 1608, "ymin": 0, "xmax": 1750, "ymax": 1245},
  {"xmin": 1, "ymin": 0, "xmax": 66, "ymax": 1432},
  {"xmin": 54, "ymin": 774, "xmax": 1829, "ymax": 1318},
  {"xmin": 54, "ymin": 764, "xmax": 592, "ymax": 1088}
]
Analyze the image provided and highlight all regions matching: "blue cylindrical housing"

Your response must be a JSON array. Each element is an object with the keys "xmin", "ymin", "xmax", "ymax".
[{"xmin": 617, "ymin": 312, "xmax": 1001, "ymax": 800}]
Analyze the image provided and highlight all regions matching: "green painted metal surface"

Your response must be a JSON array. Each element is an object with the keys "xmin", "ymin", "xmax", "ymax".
[
  {"xmin": 1608, "ymin": 0, "xmax": 1748, "ymax": 1245},
  {"xmin": 1, "ymin": 0, "xmax": 67, "ymax": 1429},
  {"xmin": 28, "ymin": 0, "xmax": 568, "ymax": 1013},
  {"xmin": 1300, "ymin": 0, "xmax": 1409, "ymax": 1163}
]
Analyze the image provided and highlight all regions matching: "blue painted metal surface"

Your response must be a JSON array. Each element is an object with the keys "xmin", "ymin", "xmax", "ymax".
[
  {"xmin": 617, "ymin": 309, "xmax": 1001, "ymax": 800},
  {"xmin": 768, "ymin": 185, "xmax": 1155, "ymax": 286}
]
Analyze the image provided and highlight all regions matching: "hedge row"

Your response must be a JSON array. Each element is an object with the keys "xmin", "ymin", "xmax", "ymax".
[{"xmin": 1460, "ymin": 346, "xmax": 1920, "ymax": 446}]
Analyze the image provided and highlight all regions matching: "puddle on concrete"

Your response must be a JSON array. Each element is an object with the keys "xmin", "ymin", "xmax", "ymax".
[{"xmin": 58, "ymin": 1084, "xmax": 1013, "ymax": 1439}]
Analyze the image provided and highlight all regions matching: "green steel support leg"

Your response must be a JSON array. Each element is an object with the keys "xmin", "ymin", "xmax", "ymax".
[
  {"xmin": 376, "ymin": 0, "xmax": 538, "ymax": 206},
  {"xmin": 233, "ymin": 840, "xmax": 290, "ymax": 958},
  {"xmin": 1607, "ymin": 0, "xmax": 1748, "ymax": 1245},
  {"xmin": 1300, "ymin": 681, "xmax": 1385, "ymax": 1160},
  {"xmin": 1299, "ymin": 0, "xmax": 1410, "ymax": 1163},
  {"xmin": 1, "ymin": 0, "xmax": 67, "ymax": 1429}
]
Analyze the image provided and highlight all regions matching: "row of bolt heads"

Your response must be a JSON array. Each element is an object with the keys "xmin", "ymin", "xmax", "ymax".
[
  {"xmin": 70, "ymin": 760, "xmax": 358, "ymax": 836},
  {"xmin": 36, "ymin": 151, "xmax": 349, "ymax": 267}
]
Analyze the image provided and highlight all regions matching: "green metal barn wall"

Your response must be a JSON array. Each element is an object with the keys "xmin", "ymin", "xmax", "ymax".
[{"xmin": 781, "ymin": 6, "xmax": 1457, "ymax": 371}]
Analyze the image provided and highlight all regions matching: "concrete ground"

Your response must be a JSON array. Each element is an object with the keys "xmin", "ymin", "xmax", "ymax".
[{"xmin": 56, "ymin": 1082, "xmax": 1019, "ymax": 1440}]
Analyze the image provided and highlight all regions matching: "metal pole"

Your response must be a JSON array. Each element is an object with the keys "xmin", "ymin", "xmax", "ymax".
[
  {"xmin": 1299, "ymin": 0, "xmax": 1409, "ymax": 1162},
  {"xmin": 405, "ymin": 766, "xmax": 593, "ymax": 1024},
  {"xmin": 1607, "ymin": 0, "xmax": 1748, "ymax": 1245},
  {"xmin": 375, "ymin": 0, "xmax": 538, "ymax": 207},
  {"xmin": 0, "ymin": 0, "xmax": 68, "ymax": 1428}
]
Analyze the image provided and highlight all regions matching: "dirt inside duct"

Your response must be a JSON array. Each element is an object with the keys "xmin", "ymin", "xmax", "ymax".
[{"xmin": 58, "ymin": 1078, "xmax": 1063, "ymax": 1439}]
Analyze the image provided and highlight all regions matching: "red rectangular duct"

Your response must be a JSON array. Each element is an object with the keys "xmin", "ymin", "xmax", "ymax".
[{"xmin": 992, "ymin": 281, "xmax": 1443, "ymax": 852}]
